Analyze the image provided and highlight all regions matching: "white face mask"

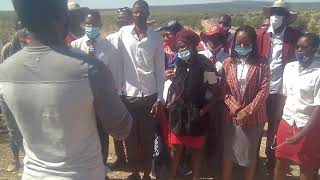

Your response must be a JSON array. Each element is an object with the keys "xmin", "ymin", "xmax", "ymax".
[{"xmin": 270, "ymin": 15, "xmax": 284, "ymax": 30}]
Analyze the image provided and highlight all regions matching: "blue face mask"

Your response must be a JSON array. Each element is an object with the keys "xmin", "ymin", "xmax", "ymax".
[
  {"xmin": 85, "ymin": 26, "xmax": 100, "ymax": 39},
  {"xmin": 295, "ymin": 51, "xmax": 311, "ymax": 63},
  {"xmin": 234, "ymin": 45, "xmax": 252, "ymax": 56},
  {"xmin": 178, "ymin": 50, "xmax": 191, "ymax": 61}
]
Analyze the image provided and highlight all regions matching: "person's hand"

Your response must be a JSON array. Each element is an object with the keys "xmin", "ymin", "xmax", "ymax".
[
  {"xmin": 165, "ymin": 69, "xmax": 175, "ymax": 77},
  {"xmin": 150, "ymin": 100, "xmax": 163, "ymax": 118},
  {"xmin": 235, "ymin": 109, "xmax": 249, "ymax": 126},
  {"xmin": 286, "ymin": 133, "xmax": 303, "ymax": 145}
]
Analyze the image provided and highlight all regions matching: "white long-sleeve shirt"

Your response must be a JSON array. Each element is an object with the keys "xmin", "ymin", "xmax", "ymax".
[
  {"xmin": 118, "ymin": 25, "xmax": 165, "ymax": 101},
  {"xmin": 71, "ymin": 35, "xmax": 123, "ymax": 95}
]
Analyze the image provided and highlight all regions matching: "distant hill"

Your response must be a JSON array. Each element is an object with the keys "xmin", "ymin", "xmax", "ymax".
[
  {"xmin": 1, "ymin": 1, "xmax": 320, "ymax": 42},
  {"xmin": 100, "ymin": 1, "xmax": 320, "ymax": 15}
]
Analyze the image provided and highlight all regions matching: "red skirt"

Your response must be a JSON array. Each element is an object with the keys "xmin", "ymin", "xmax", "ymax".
[
  {"xmin": 275, "ymin": 119, "xmax": 320, "ymax": 167},
  {"xmin": 168, "ymin": 132, "xmax": 206, "ymax": 149}
]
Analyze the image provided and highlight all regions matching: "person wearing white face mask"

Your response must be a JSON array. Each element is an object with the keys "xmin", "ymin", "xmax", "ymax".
[{"xmin": 256, "ymin": 0, "xmax": 302, "ymax": 177}]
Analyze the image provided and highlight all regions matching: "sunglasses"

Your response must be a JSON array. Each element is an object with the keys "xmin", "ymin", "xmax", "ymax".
[{"xmin": 117, "ymin": 7, "xmax": 130, "ymax": 13}]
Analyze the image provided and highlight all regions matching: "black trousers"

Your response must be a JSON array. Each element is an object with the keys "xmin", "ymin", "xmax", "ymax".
[
  {"xmin": 122, "ymin": 94, "xmax": 157, "ymax": 172},
  {"xmin": 265, "ymin": 94, "xmax": 285, "ymax": 172},
  {"xmin": 97, "ymin": 117, "xmax": 109, "ymax": 165}
]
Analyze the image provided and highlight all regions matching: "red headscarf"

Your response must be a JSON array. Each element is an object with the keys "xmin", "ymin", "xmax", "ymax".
[{"xmin": 175, "ymin": 29, "xmax": 200, "ymax": 49}]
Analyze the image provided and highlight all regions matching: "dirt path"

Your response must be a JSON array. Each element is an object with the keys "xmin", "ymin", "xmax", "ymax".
[{"xmin": 0, "ymin": 130, "xmax": 305, "ymax": 180}]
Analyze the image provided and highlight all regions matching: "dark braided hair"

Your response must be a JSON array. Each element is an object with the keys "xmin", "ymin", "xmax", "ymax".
[{"xmin": 231, "ymin": 25, "xmax": 260, "ymax": 64}]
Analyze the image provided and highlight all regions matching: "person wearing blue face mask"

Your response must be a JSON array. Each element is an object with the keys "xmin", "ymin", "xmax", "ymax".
[
  {"xmin": 273, "ymin": 33, "xmax": 320, "ymax": 180},
  {"xmin": 221, "ymin": 25, "xmax": 270, "ymax": 180},
  {"xmin": 256, "ymin": 1, "xmax": 303, "ymax": 175},
  {"xmin": 71, "ymin": 10, "xmax": 105, "ymax": 57},
  {"xmin": 71, "ymin": 9, "xmax": 120, "ymax": 176},
  {"xmin": 166, "ymin": 29, "xmax": 218, "ymax": 180}
]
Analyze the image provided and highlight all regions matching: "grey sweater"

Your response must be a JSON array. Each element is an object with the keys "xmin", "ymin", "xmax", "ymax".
[{"xmin": 0, "ymin": 46, "xmax": 132, "ymax": 180}]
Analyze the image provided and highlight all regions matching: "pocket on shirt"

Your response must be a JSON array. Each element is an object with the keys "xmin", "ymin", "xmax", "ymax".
[{"xmin": 299, "ymin": 83, "xmax": 314, "ymax": 104}]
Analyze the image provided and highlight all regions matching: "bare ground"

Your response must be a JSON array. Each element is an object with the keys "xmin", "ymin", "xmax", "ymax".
[{"xmin": 0, "ymin": 129, "xmax": 306, "ymax": 180}]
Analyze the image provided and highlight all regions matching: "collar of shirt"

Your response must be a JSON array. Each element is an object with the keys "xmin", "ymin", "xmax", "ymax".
[
  {"xmin": 129, "ymin": 25, "xmax": 152, "ymax": 41},
  {"xmin": 298, "ymin": 59, "xmax": 320, "ymax": 75},
  {"xmin": 84, "ymin": 35, "xmax": 104, "ymax": 45},
  {"xmin": 268, "ymin": 26, "xmax": 286, "ymax": 41}
]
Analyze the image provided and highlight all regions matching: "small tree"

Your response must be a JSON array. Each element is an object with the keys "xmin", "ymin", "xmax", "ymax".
[
  {"xmin": 291, "ymin": 15, "xmax": 309, "ymax": 32},
  {"xmin": 232, "ymin": 15, "xmax": 245, "ymax": 28}
]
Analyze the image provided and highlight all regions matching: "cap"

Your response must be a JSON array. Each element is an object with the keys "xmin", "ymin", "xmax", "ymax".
[{"xmin": 155, "ymin": 20, "xmax": 183, "ymax": 34}]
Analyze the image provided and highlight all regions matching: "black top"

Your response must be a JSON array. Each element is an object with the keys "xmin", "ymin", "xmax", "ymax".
[{"xmin": 167, "ymin": 54, "xmax": 215, "ymax": 136}]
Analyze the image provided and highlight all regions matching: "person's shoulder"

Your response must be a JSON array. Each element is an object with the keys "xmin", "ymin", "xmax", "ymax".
[
  {"xmin": 70, "ymin": 35, "xmax": 87, "ymax": 47},
  {"xmin": 217, "ymin": 51, "xmax": 230, "ymax": 60},
  {"xmin": 60, "ymin": 46, "xmax": 95, "ymax": 62},
  {"xmin": 197, "ymin": 54, "xmax": 215, "ymax": 69},
  {"xmin": 287, "ymin": 26, "xmax": 302, "ymax": 34},
  {"xmin": 148, "ymin": 28, "xmax": 162, "ymax": 39},
  {"xmin": 56, "ymin": 46, "xmax": 107, "ymax": 75},
  {"xmin": 106, "ymin": 32, "xmax": 118, "ymax": 40},
  {"xmin": 118, "ymin": 25, "xmax": 134, "ymax": 34},
  {"xmin": 256, "ymin": 27, "xmax": 268, "ymax": 36},
  {"xmin": 312, "ymin": 60, "xmax": 320, "ymax": 70},
  {"xmin": 0, "ymin": 49, "xmax": 25, "ymax": 79},
  {"xmin": 68, "ymin": 47, "xmax": 87, "ymax": 55},
  {"xmin": 198, "ymin": 50, "xmax": 208, "ymax": 57},
  {"xmin": 284, "ymin": 61, "xmax": 298, "ymax": 72},
  {"xmin": 197, "ymin": 53, "xmax": 208, "ymax": 59}
]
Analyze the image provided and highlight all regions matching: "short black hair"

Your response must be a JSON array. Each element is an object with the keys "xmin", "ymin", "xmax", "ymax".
[
  {"xmin": 86, "ymin": 9, "xmax": 101, "ymax": 23},
  {"xmin": 303, "ymin": 33, "xmax": 320, "ymax": 48},
  {"xmin": 133, "ymin": 0, "xmax": 149, "ymax": 11},
  {"xmin": 219, "ymin": 14, "xmax": 232, "ymax": 24},
  {"xmin": 231, "ymin": 25, "xmax": 260, "ymax": 64},
  {"xmin": 12, "ymin": 0, "xmax": 67, "ymax": 34}
]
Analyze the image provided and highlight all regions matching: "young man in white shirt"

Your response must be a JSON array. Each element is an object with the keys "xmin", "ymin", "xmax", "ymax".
[
  {"xmin": 117, "ymin": 0, "xmax": 165, "ymax": 179},
  {"xmin": 71, "ymin": 10, "xmax": 119, "ymax": 174},
  {"xmin": 273, "ymin": 33, "xmax": 320, "ymax": 180}
]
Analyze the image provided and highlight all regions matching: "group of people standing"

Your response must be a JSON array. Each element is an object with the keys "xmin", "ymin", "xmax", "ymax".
[{"xmin": 0, "ymin": 0, "xmax": 319, "ymax": 180}]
